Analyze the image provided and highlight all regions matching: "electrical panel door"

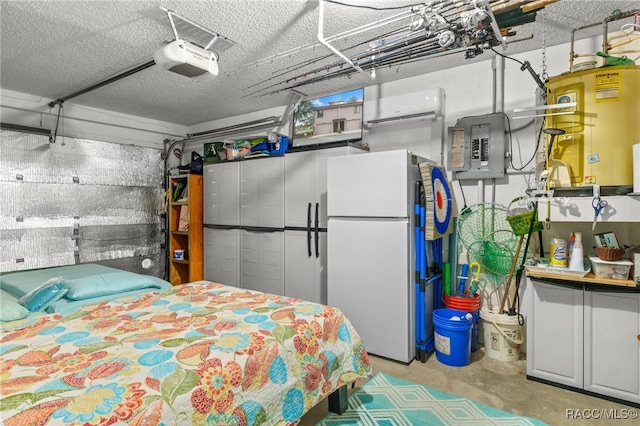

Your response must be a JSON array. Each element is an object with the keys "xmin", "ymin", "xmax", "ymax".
[{"xmin": 448, "ymin": 113, "xmax": 507, "ymax": 180}]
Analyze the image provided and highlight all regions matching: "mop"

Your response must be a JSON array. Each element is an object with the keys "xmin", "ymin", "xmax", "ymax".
[
  {"xmin": 422, "ymin": 190, "xmax": 437, "ymax": 357},
  {"xmin": 414, "ymin": 181, "xmax": 426, "ymax": 362}
]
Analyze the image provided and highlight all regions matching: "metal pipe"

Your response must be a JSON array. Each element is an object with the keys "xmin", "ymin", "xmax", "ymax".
[
  {"xmin": 492, "ymin": 53, "xmax": 504, "ymax": 204},
  {"xmin": 187, "ymin": 117, "xmax": 280, "ymax": 138},
  {"xmin": 48, "ymin": 60, "xmax": 156, "ymax": 107},
  {"xmin": 0, "ymin": 123, "xmax": 51, "ymax": 136},
  {"xmin": 318, "ymin": 0, "xmax": 364, "ymax": 74},
  {"xmin": 186, "ymin": 122, "xmax": 284, "ymax": 141},
  {"xmin": 2, "ymin": 103, "xmax": 184, "ymax": 139},
  {"xmin": 569, "ymin": 8, "xmax": 640, "ymax": 68}
]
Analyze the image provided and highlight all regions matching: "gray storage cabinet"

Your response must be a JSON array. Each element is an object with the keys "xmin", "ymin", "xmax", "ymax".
[
  {"xmin": 203, "ymin": 146, "xmax": 364, "ymax": 302},
  {"xmin": 526, "ymin": 277, "xmax": 640, "ymax": 405}
]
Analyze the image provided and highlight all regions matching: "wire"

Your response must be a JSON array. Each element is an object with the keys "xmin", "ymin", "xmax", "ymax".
[
  {"xmin": 510, "ymin": 118, "xmax": 534, "ymax": 133},
  {"xmin": 490, "ymin": 47, "xmax": 525, "ymax": 66},
  {"xmin": 510, "ymin": 119, "xmax": 543, "ymax": 171},
  {"xmin": 458, "ymin": 180, "xmax": 468, "ymax": 211},
  {"xmin": 324, "ymin": 0, "xmax": 425, "ymax": 11}
]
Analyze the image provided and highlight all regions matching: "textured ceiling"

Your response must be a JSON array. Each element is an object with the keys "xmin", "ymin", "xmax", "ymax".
[{"xmin": 1, "ymin": 0, "xmax": 637, "ymax": 126}]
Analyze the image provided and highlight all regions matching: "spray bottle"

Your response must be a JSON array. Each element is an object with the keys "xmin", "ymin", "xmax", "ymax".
[{"xmin": 568, "ymin": 232, "xmax": 584, "ymax": 271}]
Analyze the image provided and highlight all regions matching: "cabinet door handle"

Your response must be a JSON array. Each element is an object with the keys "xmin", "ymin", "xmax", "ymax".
[
  {"xmin": 307, "ymin": 202, "xmax": 312, "ymax": 257},
  {"xmin": 314, "ymin": 202, "xmax": 320, "ymax": 258}
]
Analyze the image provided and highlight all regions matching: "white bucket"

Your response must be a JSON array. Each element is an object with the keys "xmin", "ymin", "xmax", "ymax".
[{"xmin": 479, "ymin": 307, "xmax": 524, "ymax": 362}]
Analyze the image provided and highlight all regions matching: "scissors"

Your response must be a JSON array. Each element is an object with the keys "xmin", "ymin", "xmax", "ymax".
[{"xmin": 592, "ymin": 197, "xmax": 608, "ymax": 230}]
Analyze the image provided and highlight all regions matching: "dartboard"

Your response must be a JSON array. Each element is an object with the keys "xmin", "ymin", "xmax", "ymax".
[{"xmin": 430, "ymin": 167, "xmax": 452, "ymax": 234}]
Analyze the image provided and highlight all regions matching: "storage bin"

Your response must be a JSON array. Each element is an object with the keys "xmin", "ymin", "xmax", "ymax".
[
  {"xmin": 589, "ymin": 256, "xmax": 632, "ymax": 280},
  {"xmin": 203, "ymin": 142, "xmax": 226, "ymax": 163},
  {"xmin": 270, "ymin": 136, "xmax": 289, "ymax": 155},
  {"xmin": 248, "ymin": 136, "xmax": 289, "ymax": 156}
]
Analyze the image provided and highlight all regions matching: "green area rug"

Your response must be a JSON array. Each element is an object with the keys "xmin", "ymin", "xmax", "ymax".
[{"xmin": 317, "ymin": 372, "xmax": 547, "ymax": 425}]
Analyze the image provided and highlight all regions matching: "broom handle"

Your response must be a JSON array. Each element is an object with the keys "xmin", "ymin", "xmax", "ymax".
[{"xmin": 499, "ymin": 234, "xmax": 524, "ymax": 314}]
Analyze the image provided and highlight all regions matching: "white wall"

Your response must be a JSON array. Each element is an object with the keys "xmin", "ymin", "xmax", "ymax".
[
  {"xmin": 1, "ymin": 89, "xmax": 187, "ymax": 150},
  {"xmin": 192, "ymin": 37, "xmax": 606, "ymax": 210}
]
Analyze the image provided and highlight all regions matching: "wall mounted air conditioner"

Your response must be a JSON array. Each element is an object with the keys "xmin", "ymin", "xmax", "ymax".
[
  {"xmin": 365, "ymin": 88, "xmax": 445, "ymax": 127},
  {"xmin": 153, "ymin": 40, "xmax": 219, "ymax": 81}
]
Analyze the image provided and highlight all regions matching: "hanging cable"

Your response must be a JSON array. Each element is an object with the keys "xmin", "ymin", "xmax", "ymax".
[
  {"xmin": 458, "ymin": 180, "xmax": 469, "ymax": 214},
  {"xmin": 511, "ymin": 119, "xmax": 543, "ymax": 171},
  {"xmin": 490, "ymin": 47, "xmax": 525, "ymax": 66},
  {"xmin": 324, "ymin": 0, "xmax": 425, "ymax": 11},
  {"xmin": 490, "ymin": 47, "xmax": 545, "ymax": 92}
]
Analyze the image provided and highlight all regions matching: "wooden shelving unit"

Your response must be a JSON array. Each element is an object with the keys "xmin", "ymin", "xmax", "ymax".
[{"xmin": 168, "ymin": 173, "xmax": 203, "ymax": 285}]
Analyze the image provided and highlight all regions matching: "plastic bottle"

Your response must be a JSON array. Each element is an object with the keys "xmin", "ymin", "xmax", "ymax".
[
  {"xmin": 568, "ymin": 232, "xmax": 584, "ymax": 271},
  {"xmin": 550, "ymin": 237, "xmax": 568, "ymax": 267},
  {"xmin": 569, "ymin": 232, "xmax": 576, "ymax": 259}
]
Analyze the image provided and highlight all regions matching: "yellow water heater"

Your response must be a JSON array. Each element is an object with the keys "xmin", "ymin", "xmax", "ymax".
[{"xmin": 545, "ymin": 65, "xmax": 640, "ymax": 188}]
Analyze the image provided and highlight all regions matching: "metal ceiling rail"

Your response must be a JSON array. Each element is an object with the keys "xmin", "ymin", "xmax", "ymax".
[
  {"xmin": 47, "ymin": 5, "xmax": 237, "ymax": 110},
  {"xmin": 185, "ymin": 90, "xmax": 305, "ymax": 142},
  {"xmin": 186, "ymin": 116, "xmax": 281, "ymax": 139},
  {"xmin": 318, "ymin": 0, "xmax": 364, "ymax": 74},
  {"xmin": 0, "ymin": 123, "xmax": 52, "ymax": 137},
  {"xmin": 159, "ymin": 6, "xmax": 236, "ymax": 53},
  {"xmin": 47, "ymin": 60, "xmax": 156, "ymax": 108},
  {"xmin": 230, "ymin": 2, "xmax": 414, "ymax": 74},
  {"xmin": 248, "ymin": 0, "xmax": 507, "ymax": 96}
]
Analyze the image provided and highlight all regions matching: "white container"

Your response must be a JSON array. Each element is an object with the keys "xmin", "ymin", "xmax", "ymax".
[
  {"xmin": 589, "ymin": 256, "xmax": 633, "ymax": 280},
  {"xmin": 479, "ymin": 307, "xmax": 524, "ymax": 362},
  {"xmin": 173, "ymin": 249, "xmax": 185, "ymax": 260}
]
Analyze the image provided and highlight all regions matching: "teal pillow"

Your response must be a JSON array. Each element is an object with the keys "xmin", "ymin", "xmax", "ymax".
[
  {"xmin": 18, "ymin": 277, "xmax": 68, "ymax": 312},
  {"xmin": 1, "ymin": 296, "xmax": 30, "ymax": 321},
  {"xmin": 64, "ymin": 271, "xmax": 165, "ymax": 300}
]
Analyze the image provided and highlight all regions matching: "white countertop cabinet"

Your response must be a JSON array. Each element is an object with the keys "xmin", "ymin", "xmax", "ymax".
[
  {"xmin": 584, "ymin": 290, "xmax": 640, "ymax": 403},
  {"xmin": 525, "ymin": 276, "xmax": 640, "ymax": 405},
  {"xmin": 526, "ymin": 280, "xmax": 584, "ymax": 389}
]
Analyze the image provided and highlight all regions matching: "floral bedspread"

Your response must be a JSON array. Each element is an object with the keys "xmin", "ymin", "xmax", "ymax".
[{"xmin": 0, "ymin": 281, "xmax": 371, "ymax": 425}]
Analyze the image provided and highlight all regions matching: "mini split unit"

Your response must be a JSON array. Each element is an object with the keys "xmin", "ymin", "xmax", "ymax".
[{"xmin": 153, "ymin": 39, "xmax": 219, "ymax": 81}]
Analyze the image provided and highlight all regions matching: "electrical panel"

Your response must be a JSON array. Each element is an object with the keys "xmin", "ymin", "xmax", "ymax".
[{"xmin": 447, "ymin": 113, "xmax": 506, "ymax": 180}]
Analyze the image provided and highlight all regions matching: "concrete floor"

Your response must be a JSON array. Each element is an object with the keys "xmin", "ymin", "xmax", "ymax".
[{"xmin": 300, "ymin": 347, "xmax": 639, "ymax": 426}]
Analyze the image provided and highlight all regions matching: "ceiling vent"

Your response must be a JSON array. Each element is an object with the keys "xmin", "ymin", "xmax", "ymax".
[{"xmin": 154, "ymin": 40, "xmax": 218, "ymax": 81}]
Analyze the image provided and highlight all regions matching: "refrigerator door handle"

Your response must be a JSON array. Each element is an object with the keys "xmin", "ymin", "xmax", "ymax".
[
  {"xmin": 307, "ymin": 202, "xmax": 312, "ymax": 257},
  {"xmin": 314, "ymin": 202, "xmax": 320, "ymax": 258}
]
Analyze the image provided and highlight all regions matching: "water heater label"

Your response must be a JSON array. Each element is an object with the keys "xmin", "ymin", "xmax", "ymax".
[
  {"xmin": 594, "ymin": 71, "xmax": 620, "ymax": 102},
  {"xmin": 587, "ymin": 154, "xmax": 600, "ymax": 164},
  {"xmin": 555, "ymin": 92, "xmax": 576, "ymax": 113}
]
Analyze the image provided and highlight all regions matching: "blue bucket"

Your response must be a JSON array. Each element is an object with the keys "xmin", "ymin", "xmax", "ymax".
[{"xmin": 433, "ymin": 308, "xmax": 473, "ymax": 367}]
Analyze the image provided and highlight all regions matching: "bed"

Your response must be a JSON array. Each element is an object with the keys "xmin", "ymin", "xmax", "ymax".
[
  {"xmin": 0, "ymin": 280, "xmax": 372, "ymax": 425},
  {"xmin": 0, "ymin": 264, "xmax": 172, "ymax": 315}
]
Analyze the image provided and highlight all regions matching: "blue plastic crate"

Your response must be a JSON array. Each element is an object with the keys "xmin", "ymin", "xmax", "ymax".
[{"xmin": 269, "ymin": 136, "xmax": 289, "ymax": 155}]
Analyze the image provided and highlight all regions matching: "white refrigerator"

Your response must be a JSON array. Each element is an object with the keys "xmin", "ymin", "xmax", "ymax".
[{"xmin": 327, "ymin": 149, "xmax": 426, "ymax": 363}]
